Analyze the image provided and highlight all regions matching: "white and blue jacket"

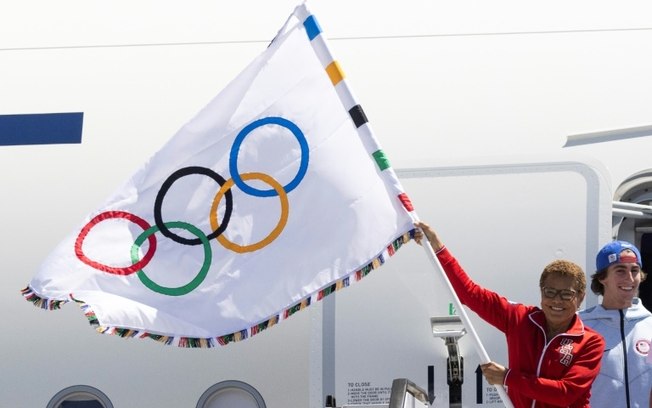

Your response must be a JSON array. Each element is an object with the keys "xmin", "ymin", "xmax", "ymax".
[{"xmin": 580, "ymin": 298, "xmax": 652, "ymax": 408}]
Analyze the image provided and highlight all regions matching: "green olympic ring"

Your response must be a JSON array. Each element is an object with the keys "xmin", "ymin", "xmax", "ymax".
[{"xmin": 132, "ymin": 221, "xmax": 212, "ymax": 296}]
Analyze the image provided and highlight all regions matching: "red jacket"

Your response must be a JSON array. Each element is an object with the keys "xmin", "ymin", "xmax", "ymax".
[{"xmin": 437, "ymin": 247, "xmax": 604, "ymax": 408}]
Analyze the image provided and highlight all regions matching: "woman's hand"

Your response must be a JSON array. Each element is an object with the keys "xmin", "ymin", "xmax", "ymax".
[
  {"xmin": 414, "ymin": 221, "xmax": 444, "ymax": 251},
  {"xmin": 480, "ymin": 361, "xmax": 507, "ymax": 385}
]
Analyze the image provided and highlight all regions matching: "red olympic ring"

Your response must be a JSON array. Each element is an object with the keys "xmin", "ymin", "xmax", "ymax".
[{"xmin": 75, "ymin": 210, "xmax": 158, "ymax": 275}]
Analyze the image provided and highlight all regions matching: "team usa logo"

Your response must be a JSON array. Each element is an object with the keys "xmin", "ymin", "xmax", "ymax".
[
  {"xmin": 74, "ymin": 117, "xmax": 309, "ymax": 296},
  {"xmin": 634, "ymin": 338, "xmax": 651, "ymax": 359},
  {"xmin": 558, "ymin": 338, "xmax": 575, "ymax": 367}
]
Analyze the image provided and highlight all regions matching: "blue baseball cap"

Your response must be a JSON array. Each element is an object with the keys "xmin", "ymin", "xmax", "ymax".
[{"xmin": 596, "ymin": 240, "xmax": 642, "ymax": 271}]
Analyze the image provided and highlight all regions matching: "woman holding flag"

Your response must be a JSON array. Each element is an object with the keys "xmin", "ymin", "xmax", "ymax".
[{"xmin": 414, "ymin": 222, "xmax": 605, "ymax": 408}]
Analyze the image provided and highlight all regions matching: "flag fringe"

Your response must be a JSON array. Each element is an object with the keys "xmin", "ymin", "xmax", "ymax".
[
  {"xmin": 20, "ymin": 229, "xmax": 415, "ymax": 348},
  {"xmin": 20, "ymin": 287, "xmax": 68, "ymax": 310}
]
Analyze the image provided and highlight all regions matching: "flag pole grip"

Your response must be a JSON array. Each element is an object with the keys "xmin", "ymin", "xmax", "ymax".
[{"xmin": 420, "ymin": 237, "xmax": 515, "ymax": 408}]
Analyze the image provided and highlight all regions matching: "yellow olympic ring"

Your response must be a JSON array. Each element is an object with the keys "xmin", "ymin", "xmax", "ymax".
[{"xmin": 210, "ymin": 172, "xmax": 289, "ymax": 253}]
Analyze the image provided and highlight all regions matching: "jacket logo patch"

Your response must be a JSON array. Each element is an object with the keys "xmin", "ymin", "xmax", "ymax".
[
  {"xmin": 634, "ymin": 339, "xmax": 650, "ymax": 358},
  {"xmin": 559, "ymin": 338, "xmax": 574, "ymax": 367}
]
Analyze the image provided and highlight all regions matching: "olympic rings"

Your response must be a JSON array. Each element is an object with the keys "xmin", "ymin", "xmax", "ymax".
[
  {"xmin": 210, "ymin": 172, "xmax": 289, "ymax": 253},
  {"xmin": 75, "ymin": 116, "xmax": 309, "ymax": 296},
  {"xmin": 229, "ymin": 117, "xmax": 309, "ymax": 197},
  {"xmin": 133, "ymin": 221, "xmax": 212, "ymax": 296},
  {"xmin": 154, "ymin": 166, "xmax": 233, "ymax": 245},
  {"xmin": 75, "ymin": 210, "xmax": 157, "ymax": 276}
]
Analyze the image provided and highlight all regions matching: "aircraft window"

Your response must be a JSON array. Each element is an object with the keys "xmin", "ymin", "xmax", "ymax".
[
  {"xmin": 196, "ymin": 380, "xmax": 266, "ymax": 408},
  {"xmin": 47, "ymin": 385, "xmax": 113, "ymax": 408},
  {"xmin": 61, "ymin": 402, "xmax": 103, "ymax": 408}
]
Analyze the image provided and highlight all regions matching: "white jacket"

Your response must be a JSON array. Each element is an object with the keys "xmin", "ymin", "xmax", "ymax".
[{"xmin": 580, "ymin": 298, "xmax": 652, "ymax": 408}]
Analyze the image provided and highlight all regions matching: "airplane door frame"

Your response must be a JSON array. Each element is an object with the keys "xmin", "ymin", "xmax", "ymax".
[{"xmin": 613, "ymin": 168, "xmax": 652, "ymax": 310}]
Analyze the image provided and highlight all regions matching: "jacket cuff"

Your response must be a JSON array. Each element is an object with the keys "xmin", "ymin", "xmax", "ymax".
[
  {"xmin": 435, "ymin": 246, "xmax": 453, "ymax": 262},
  {"xmin": 503, "ymin": 368, "xmax": 511, "ymax": 387}
]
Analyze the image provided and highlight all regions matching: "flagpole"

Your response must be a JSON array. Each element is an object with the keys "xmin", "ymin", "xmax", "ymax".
[{"xmin": 294, "ymin": 4, "xmax": 514, "ymax": 408}]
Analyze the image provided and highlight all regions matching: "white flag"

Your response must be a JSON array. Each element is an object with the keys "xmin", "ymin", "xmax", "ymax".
[{"xmin": 23, "ymin": 4, "xmax": 416, "ymax": 347}]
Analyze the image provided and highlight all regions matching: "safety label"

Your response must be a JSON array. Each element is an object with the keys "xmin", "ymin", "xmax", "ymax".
[{"xmin": 346, "ymin": 381, "xmax": 392, "ymax": 405}]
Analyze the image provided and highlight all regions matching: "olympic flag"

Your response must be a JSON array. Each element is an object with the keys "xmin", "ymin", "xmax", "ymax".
[{"xmin": 22, "ymin": 4, "xmax": 416, "ymax": 347}]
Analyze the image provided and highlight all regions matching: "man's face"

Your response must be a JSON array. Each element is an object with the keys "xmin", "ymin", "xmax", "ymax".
[{"xmin": 600, "ymin": 249, "xmax": 642, "ymax": 309}]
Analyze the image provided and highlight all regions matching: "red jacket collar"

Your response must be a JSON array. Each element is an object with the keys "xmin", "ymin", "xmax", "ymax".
[{"xmin": 529, "ymin": 309, "xmax": 586, "ymax": 337}]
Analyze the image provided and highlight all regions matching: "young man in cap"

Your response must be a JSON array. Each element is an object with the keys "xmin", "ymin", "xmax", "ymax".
[{"xmin": 580, "ymin": 240, "xmax": 652, "ymax": 408}]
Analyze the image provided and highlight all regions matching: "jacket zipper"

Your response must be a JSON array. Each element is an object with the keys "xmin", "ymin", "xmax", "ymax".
[{"xmin": 620, "ymin": 309, "xmax": 631, "ymax": 408}]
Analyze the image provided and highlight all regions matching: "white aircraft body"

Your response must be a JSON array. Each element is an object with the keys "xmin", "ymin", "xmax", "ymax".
[{"xmin": 1, "ymin": 1, "xmax": 651, "ymax": 407}]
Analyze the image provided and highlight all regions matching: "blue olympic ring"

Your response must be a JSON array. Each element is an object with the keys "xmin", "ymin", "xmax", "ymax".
[{"xmin": 229, "ymin": 117, "xmax": 309, "ymax": 197}]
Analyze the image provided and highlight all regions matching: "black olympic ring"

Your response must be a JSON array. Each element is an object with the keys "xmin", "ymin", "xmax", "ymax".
[{"xmin": 153, "ymin": 166, "xmax": 233, "ymax": 245}]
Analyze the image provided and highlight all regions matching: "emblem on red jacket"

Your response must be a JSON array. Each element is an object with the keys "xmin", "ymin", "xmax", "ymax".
[{"xmin": 559, "ymin": 338, "xmax": 575, "ymax": 367}]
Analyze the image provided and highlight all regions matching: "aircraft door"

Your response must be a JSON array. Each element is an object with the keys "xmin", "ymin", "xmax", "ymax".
[
  {"xmin": 640, "ymin": 234, "xmax": 652, "ymax": 310},
  {"xmin": 613, "ymin": 168, "xmax": 652, "ymax": 310}
]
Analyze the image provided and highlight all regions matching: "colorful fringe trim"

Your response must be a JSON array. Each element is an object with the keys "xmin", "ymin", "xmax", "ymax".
[
  {"xmin": 21, "ymin": 229, "xmax": 415, "ymax": 348},
  {"xmin": 21, "ymin": 287, "xmax": 68, "ymax": 310}
]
